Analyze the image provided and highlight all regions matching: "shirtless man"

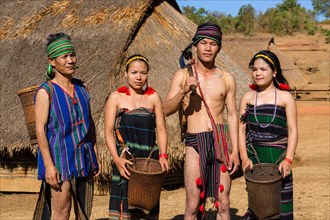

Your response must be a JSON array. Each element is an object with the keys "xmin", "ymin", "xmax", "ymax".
[{"xmin": 163, "ymin": 23, "xmax": 240, "ymax": 219}]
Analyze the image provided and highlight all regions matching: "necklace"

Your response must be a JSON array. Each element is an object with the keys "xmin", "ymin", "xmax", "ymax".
[
  {"xmin": 130, "ymin": 93, "xmax": 143, "ymax": 108},
  {"xmin": 254, "ymin": 88, "xmax": 277, "ymax": 128}
]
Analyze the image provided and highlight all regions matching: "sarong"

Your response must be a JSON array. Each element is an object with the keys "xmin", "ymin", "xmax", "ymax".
[
  {"xmin": 243, "ymin": 104, "xmax": 293, "ymax": 219},
  {"xmin": 184, "ymin": 124, "xmax": 230, "ymax": 202},
  {"xmin": 109, "ymin": 107, "xmax": 159, "ymax": 220},
  {"xmin": 33, "ymin": 177, "xmax": 94, "ymax": 220}
]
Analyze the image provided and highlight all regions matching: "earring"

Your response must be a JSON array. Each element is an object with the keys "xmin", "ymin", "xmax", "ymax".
[
  {"xmin": 274, "ymin": 77, "xmax": 290, "ymax": 91},
  {"xmin": 46, "ymin": 64, "xmax": 54, "ymax": 80},
  {"xmin": 248, "ymin": 83, "xmax": 258, "ymax": 90}
]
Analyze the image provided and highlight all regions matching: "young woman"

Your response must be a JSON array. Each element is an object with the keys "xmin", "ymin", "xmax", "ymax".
[
  {"xmin": 239, "ymin": 50, "xmax": 298, "ymax": 220},
  {"xmin": 104, "ymin": 54, "xmax": 169, "ymax": 219}
]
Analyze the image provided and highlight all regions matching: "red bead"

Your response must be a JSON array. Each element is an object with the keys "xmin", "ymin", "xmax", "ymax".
[{"xmin": 219, "ymin": 184, "xmax": 224, "ymax": 192}]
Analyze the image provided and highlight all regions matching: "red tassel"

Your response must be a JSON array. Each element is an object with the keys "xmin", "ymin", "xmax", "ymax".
[
  {"xmin": 221, "ymin": 164, "xmax": 227, "ymax": 172},
  {"xmin": 215, "ymin": 201, "xmax": 219, "ymax": 209},
  {"xmin": 199, "ymin": 204, "xmax": 205, "ymax": 213},
  {"xmin": 278, "ymin": 83, "xmax": 290, "ymax": 91},
  {"xmin": 219, "ymin": 184, "xmax": 224, "ymax": 193},
  {"xmin": 200, "ymin": 191, "xmax": 205, "ymax": 199},
  {"xmin": 117, "ymin": 86, "xmax": 130, "ymax": 95},
  {"xmin": 144, "ymin": 86, "xmax": 155, "ymax": 95},
  {"xmin": 249, "ymin": 84, "xmax": 258, "ymax": 90},
  {"xmin": 195, "ymin": 177, "xmax": 203, "ymax": 186}
]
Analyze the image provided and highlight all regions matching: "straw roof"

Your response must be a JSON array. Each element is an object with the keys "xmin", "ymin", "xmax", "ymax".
[{"xmin": 0, "ymin": 0, "xmax": 250, "ymax": 173}]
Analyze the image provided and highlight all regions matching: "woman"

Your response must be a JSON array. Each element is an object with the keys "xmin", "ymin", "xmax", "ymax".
[
  {"xmin": 105, "ymin": 54, "xmax": 169, "ymax": 219},
  {"xmin": 34, "ymin": 33, "xmax": 101, "ymax": 219},
  {"xmin": 239, "ymin": 50, "xmax": 298, "ymax": 220}
]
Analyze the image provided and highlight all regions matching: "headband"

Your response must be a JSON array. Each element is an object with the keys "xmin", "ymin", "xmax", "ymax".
[
  {"xmin": 255, "ymin": 54, "xmax": 275, "ymax": 68},
  {"xmin": 126, "ymin": 55, "xmax": 149, "ymax": 67},
  {"xmin": 46, "ymin": 36, "xmax": 75, "ymax": 79},
  {"xmin": 192, "ymin": 25, "xmax": 222, "ymax": 46},
  {"xmin": 47, "ymin": 36, "xmax": 75, "ymax": 58}
]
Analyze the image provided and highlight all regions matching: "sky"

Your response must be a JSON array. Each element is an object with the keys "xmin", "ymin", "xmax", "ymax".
[{"xmin": 176, "ymin": 0, "xmax": 325, "ymax": 21}]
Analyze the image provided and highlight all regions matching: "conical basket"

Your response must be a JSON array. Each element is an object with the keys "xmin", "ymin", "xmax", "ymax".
[
  {"xmin": 16, "ymin": 86, "xmax": 39, "ymax": 140},
  {"xmin": 126, "ymin": 157, "xmax": 166, "ymax": 214}
]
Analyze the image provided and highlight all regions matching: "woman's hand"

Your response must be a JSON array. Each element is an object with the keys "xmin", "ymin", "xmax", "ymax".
[
  {"xmin": 114, "ymin": 157, "xmax": 133, "ymax": 180},
  {"xmin": 279, "ymin": 160, "xmax": 292, "ymax": 178},
  {"xmin": 159, "ymin": 157, "xmax": 169, "ymax": 172},
  {"xmin": 241, "ymin": 158, "xmax": 253, "ymax": 172}
]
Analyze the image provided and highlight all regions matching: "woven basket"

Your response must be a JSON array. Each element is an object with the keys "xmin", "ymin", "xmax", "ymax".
[
  {"xmin": 126, "ymin": 157, "xmax": 166, "ymax": 214},
  {"xmin": 244, "ymin": 163, "xmax": 283, "ymax": 219},
  {"xmin": 16, "ymin": 86, "xmax": 39, "ymax": 140}
]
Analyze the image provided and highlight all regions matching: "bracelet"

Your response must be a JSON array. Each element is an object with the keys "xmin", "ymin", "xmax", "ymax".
[
  {"xmin": 284, "ymin": 158, "xmax": 292, "ymax": 165},
  {"xmin": 158, "ymin": 153, "xmax": 168, "ymax": 160}
]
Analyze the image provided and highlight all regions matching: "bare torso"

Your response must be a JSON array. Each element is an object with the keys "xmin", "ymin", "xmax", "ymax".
[{"xmin": 183, "ymin": 68, "xmax": 227, "ymax": 133}]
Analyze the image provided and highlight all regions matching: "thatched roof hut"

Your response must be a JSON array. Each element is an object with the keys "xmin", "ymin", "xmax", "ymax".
[{"xmin": 0, "ymin": 0, "xmax": 250, "ymax": 181}]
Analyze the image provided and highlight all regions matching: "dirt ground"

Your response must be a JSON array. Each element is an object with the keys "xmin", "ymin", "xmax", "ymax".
[{"xmin": 0, "ymin": 34, "xmax": 329, "ymax": 219}]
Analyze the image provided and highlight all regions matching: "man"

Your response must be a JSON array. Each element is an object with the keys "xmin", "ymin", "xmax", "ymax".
[
  {"xmin": 33, "ymin": 33, "xmax": 101, "ymax": 220},
  {"xmin": 163, "ymin": 23, "xmax": 240, "ymax": 219}
]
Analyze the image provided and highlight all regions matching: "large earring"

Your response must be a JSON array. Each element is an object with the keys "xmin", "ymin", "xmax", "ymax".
[
  {"xmin": 274, "ymin": 77, "xmax": 290, "ymax": 91},
  {"xmin": 248, "ymin": 83, "xmax": 258, "ymax": 90},
  {"xmin": 46, "ymin": 64, "xmax": 54, "ymax": 80}
]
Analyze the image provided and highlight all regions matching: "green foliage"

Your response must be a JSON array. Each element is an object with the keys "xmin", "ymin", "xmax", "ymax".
[
  {"xmin": 312, "ymin": 0, "xmax": 330, "ymax": 18},
  {"xmin": 236, "ymin": 4, "xmax": 256, "ymax": 36},
  {"xmin": 181, "ymin": 0, "xmax": 318, "ymax": 36}
]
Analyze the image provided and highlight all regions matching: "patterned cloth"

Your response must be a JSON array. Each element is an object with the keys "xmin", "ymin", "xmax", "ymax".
[
  {"xmin": 184, "ymin": 124, "xmax": 230, "ymax": 204},
  {"xmin": 109, "ymin": 107, "xmax": 159, "ymax": 220},
  {"xmin": 36, "ymin": 78, "xmax": 99, "ymax": 181},
  {"xmin": 241, "ymin": 104, "xmax": 293, "ymax": 219},
  {"xmin": 192, "ymin": 24, "xmax": 222, "ymax": 46}
]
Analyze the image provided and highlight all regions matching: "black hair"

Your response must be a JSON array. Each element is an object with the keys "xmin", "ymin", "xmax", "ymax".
[
  {"xmin": 46, "ymin": 32, "xmax": 71, "ymax": 48},
  {"xmin": 249, "ymin": 50, "xmax": 289, "ymax": 88}
]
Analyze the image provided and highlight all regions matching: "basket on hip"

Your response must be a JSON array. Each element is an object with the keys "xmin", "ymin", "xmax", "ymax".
[{"xmin": 115, "ymin": 128, "xmax": 166, "ymax": 214}]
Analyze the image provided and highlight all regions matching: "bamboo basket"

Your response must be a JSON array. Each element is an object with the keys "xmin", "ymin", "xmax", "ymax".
[
  {"xmin": 126, "ymin": 157, "xmax": 166, "ymax": 214},
  {"xmin": 244, "ymin": 163, "xmax": 283, "ymax": 219},
  {"xmin": 16, "ymin": 86, "xmax": 39, "ymax": 140}
]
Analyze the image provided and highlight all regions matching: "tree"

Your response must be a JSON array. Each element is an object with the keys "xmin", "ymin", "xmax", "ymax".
[
  {"xmin": 236, "ymin": 4, "xmax": 256, "ymax": 36},
  {"xmin": 312, "ymin": 0, "xmax": 330, "ymax": 18}
]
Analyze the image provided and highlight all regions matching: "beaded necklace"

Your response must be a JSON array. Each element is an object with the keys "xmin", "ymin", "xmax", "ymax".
[{"xmin": 254, "ymin": 88, "xmax": 277, "ymax": 128}]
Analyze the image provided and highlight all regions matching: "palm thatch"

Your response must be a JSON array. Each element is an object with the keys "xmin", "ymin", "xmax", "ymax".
[{"xmin": 0, "ymin": 0, "xmax": 250, "ymax": 177}]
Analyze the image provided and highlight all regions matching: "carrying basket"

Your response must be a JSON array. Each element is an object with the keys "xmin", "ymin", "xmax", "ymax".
[
  {"xmin": 244, "ymin": 163, "xmax": 282, "ymax": 219},
  {"xmin": 126, "ymin": 157, "xmax": 166, "ymax": 214},
  {"xmin": 16, "ymin": 86, "xmax": 39, "ymax": 140}
]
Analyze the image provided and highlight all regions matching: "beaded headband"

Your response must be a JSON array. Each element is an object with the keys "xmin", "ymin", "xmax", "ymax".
[
  {"xmin": 255, "ymin": 54, "xmax": 275, "ymax": 68},
  {"xmin": 126, "ymin": 55, "xmax": 149, "ymax": 67}
]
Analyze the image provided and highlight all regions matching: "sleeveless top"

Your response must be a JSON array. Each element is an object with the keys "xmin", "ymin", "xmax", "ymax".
[
  {"xmin": 36, "ymin": 78, "xmax": 98, "ymax": 181},
  {"xmin": 242, "ymin": 104, "xmax": 288, "ymax": 145},
  {"xmin": 115, "ymin": 107, "xmax": 158, "ymax": 159}
]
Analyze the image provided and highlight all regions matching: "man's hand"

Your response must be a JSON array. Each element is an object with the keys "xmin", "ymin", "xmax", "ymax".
[
  {"xmin": 45, "ymin": 165, "xmax": 61, "ymax": 190},
  {"xmin": 228, "ymin": 151, "xmax": 240, "ymax": 175}
]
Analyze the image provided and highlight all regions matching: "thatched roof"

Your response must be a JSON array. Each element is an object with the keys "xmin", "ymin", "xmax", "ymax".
[{"xmin": 0, "ymin": 0, "xmax": 250, "ymax": 172}]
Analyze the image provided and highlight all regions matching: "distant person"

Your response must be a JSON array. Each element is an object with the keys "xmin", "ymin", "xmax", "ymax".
[
  {"xmin": 104, "ymin": 54, "xmax": 169, "ymax": 219},
  {"xmin": 239, "ymin": 50, "xmax": 298, "ymax": 220},
  {"xmin": 33, "ymin": 32, "xmax": 101, "ymax": 220},
  {"xmin": 163, "ymin": 23, "xmax": 240, "ymax": 219}
]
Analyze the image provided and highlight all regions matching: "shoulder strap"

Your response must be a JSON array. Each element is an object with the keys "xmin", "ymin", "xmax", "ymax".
[
  {"xmin": 223, "ymin": 71, "xmax": 230, "ymax": 93},
  {"xmin": 47, "ymin": 80, "xmax": 53, "ymax": 105}
]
